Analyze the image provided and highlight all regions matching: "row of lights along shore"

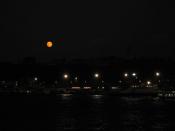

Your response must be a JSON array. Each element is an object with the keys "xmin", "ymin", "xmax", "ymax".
[
  {"xmin": 124, "ymin": 72, "xmax": 160, "ymax": 78},
  {"xmin": 63, "ymin": 73, "xmax": 101, "ymax": 80},
  {"xmin": 62, "ymin": 72, "xmax": 161, "ymax": 80}
]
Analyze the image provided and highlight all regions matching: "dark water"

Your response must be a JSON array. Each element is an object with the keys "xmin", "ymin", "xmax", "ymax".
[
  {"xmin": 1, "ymin": 94, "xmax": 175, "ymax": 130},
  {"xmin": 56, "ymin": 94, "xmax": 175, "ymax": 131}
]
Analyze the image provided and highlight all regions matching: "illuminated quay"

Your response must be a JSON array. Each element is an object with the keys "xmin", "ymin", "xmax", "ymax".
[
  {"xmin": 0, "ymin": 58, "xmax": 175, "ymax": 97},
  {"xmin": 0, "ymin": 71, "xmax": 174, "ymax": 98}
]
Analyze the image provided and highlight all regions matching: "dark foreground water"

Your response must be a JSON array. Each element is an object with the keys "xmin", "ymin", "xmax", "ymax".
[{"xmin": 1, "ymin": 94, "xmax": 175, "ymax": 130}]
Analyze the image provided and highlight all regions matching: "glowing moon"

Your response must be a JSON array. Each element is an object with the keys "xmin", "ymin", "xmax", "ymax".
[{"xmin": 47, "ymin": 41, "xmax": 53, "ymax": 48}]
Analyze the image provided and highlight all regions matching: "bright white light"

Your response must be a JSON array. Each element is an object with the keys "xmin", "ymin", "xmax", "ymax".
[
  {"xmin": 132, "ymin": 73, "xmax": 136, "ymax": 77},
  {"xmin": 94, "ymin": 73, "xmax": 100, "ymax": 78},
  {"xmin": 63, "ymin": 74, "xmax": 69, "ymax": 79},
  {"xmin": 34, "ymin": 77, "xmax": 38, "ymax": 81},
  {"xmin": 147, "ymin": 81, "xmax": 151, "ymax": 85},
  {"xmin": 124, "ymin": 73, "xmax": 128, "ymax": 77},
  {"xmin": 156, "ymin": 72, "xmax": 160, "ymax": 76}
]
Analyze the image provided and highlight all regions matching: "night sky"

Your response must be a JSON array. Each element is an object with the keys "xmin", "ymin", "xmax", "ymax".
[{"xmin": 0, "ymin": 0, "xmax": 174, "ymax": 62}]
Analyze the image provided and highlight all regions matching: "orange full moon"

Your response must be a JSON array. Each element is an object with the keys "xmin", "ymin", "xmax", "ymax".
[{"xmin": 47, "ymin": 41, "xmax": 53, "ymax": 48}]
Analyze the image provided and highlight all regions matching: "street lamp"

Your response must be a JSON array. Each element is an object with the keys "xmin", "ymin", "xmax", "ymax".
[
  {"xmin": 132, "ymin": 73, "xmax": 137, "ymax": 77},
  {"xmin": 34, "ymin": 77, "xmax": 38, "ymax": 81},
  {"xmin": 63, "ymin": 73, "xmax": 69, "ymax": 79},
  {"xmin": 124, "ymin": 73, "xmax": 129, "ymax": 77},
  {"xmin": 147, "ymin": 81, "xmax": 151, "ymax": 85},
  {"xmin": 156, "ymin": 72, "xmax": 160, "ymax": 77},
  {"xmin": 94, "ymin": 73, "xmax": 100, "ymax": 79}
]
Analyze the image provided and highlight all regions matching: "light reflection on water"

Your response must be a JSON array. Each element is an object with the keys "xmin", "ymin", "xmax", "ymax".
[
  {"xmin": 92, "ymin": 94, "xmax": 103, "ymax": 99},
  {"xmin": 56, "ymin": 94, "xmax": 175, "ymax": 130}
]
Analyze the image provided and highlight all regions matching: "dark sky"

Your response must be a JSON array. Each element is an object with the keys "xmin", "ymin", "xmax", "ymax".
[{"xmin": 0, "ymin": 0, "xmax": 174, "ymax": 62}]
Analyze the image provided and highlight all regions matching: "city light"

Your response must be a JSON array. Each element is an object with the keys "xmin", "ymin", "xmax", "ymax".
[
  {"xmin": 156, "ymin": 72, "xmax": 160, "ymax": 77},
  {"xmin": 93, "ymin": 95, "xmax": 103, "ymax": 99},
  {"xmin": 84, "ymin": 87, "xmax": 92, "ymax": 89},
  {"xmin": 75, "ymin": 77, "xmax": 78, "ymax": 81},
  {"xmin": 147, "ymin": 81, "xmax": 151, "ymax": 85},
  {"xmin": 124, "ymin": 73, "xmax": 129, "ymax": 77},
  {"xmin": 34, "ymin": 77, "xmax": 38, "ymax": 81},
  {"xmin": 119, "ymin": 80, "xmax": 122, "ymax": 83},
  {"xmin": 62, "ymin": 94, "xmax": 72, "ymax": 97},
  {"xmin": 112, "ymin": 87, "xmax": 120, "ymax": 90},
  {"xmin": 72, "ymin": 87, "xmax": 81, "ymax": 90},
  {"xmin": 94, "ymin": 73, "xmax": 100, "ymax": 78},
  {"xmin": 132, "ymin": 73, "xmax": 137, "ymax": 77},
  {"xmin": 63, "ymin": 74, "xmax": 69, "ymax": 79}
]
